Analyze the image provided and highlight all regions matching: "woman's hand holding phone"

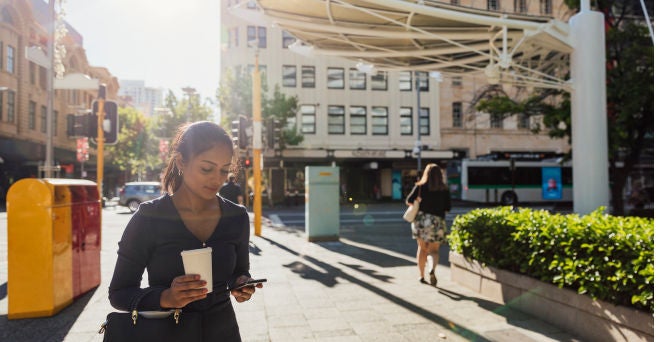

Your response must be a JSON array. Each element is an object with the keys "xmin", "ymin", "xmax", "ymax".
[{"xmin": 229, "ymin": 276, "xmax": 266, "ymax": 303}]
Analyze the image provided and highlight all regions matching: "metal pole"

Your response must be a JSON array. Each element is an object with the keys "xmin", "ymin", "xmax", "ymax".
[
  {"xmin": 44, "ymin": 0, "xmax": 55, "ymax": 178},
  {"xmin": 253, "ymin": 52, "xmax": 262, "ymax": 236},
  {"xmin": 415, "ymin": 71, "xmax": 422, "ymax": 176},
  {"xmin": 97, "ymin": 85, "xmax": 106, "ymax": 198}
]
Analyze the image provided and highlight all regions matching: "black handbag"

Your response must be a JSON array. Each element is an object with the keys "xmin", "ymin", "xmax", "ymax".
[{"xmin": 98, "ymin": 288, "xmax": 203, "ymax": 342}]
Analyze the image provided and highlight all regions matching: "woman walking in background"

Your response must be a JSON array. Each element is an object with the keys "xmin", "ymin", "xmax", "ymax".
[{"xmin": 405, "ymin": 163, "xmax": 451, "ymax": 287}]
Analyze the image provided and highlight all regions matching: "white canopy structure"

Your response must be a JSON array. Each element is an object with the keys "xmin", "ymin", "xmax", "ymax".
[
  {"xmin": 241, "ymin": 0, "xmax": 573, "ymax": 90},
  {"xmin": 240, "ymin": 0, "xmax": 608, "ymax": 214}
]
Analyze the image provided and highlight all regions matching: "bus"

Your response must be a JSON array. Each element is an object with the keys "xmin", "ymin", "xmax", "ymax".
[{"xmin": 461, "ymin": 159, "xmax": 573, "ymax": 204}]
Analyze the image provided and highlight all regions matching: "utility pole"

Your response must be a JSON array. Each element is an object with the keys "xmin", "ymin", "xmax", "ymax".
[
  {"xmin": 96, "ymin": 85, "xmax": 106, "ymax": 197},
  {"xmin": 252, "ymin": 51, "xmax": 263, "ymax": 237},
  {"xmin": 44, "ymin": 0, "xmax": 55, "ymax": 178}
]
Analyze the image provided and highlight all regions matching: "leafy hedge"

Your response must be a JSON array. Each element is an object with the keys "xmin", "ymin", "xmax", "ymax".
[{"xmin": 448, "ymin": 207, "xmax": 654, "ymax": 312}]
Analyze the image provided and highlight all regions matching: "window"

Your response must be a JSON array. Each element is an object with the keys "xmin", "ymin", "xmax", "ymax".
[
  {"xmin": 7, "ymin": 45, "xmax": 14, "ymax": 73},
  {"xmin": 0, "ymin": 92, "xmax": 3, "ymax": 121},
  {"xmin": 540, "ymin": 0, "xmax": 552, "ymax": 14},
  {"xmin": 400, "ymin": 107, "xmax": 413, "ymax": 135},
  {"xmin": 282, "ymin": 31, "xmax": 295, "ymax": 48},
  {"xmin": 229, "ymin": 27, "xmax": 239, "ymax": 48},
  {"xmin": 41, "ymin": 105, "xmax": 47, "ymax": 133},
  {"xmin": 451, "ymin": 0, "xmax": 459, "ymax": 4},
  {"xmin": 371, "ymin": 71, "xmax": 387, "ymax": 90},
  {"xmin": 327, "ymin": 105, "xmax": 345, "ymax": 134},
  {"xmin": 39, "ymin": 66, "xmax": 47, "ymax": 90},
  {"xmin": 452, "ymin": 76, "xmax": 462, "ymax": 86},
  {"xmin": 349, "ymin": 106, "xmax": 367, "ymax": 135},
  {"xmin": 247, "ymin": 26, "xmax": 267, "ymax": 48},
  {"xmin": 29, "ymin": 101, "xmax": 36, "ymax": 129},
  {"xmin": 300, "ymin": 104, "xmax": 316, "ymax": 134},
  {"xmin": 247, "ymin": 64, "xmax": 267, "ymax": 81},
  {"xmin": 488, "ymin": 0, "xmax": 499, "ymax": 10},
  {"xmin": 327, "ymin": 67, "xmax": 344, "ymax": 89},
  {"xmin": 257, "ymin": 26, "xmax": 267, "ymax": 48},
  {"xmin": 490, "ymin": 113, "xmax": 503, "ymax": 128},
  {"xmin": 282, "ymin": 65, "xmax": 297, "ymax": 87},
  {"xmin": 7, "ymin": 91, "xmax": 14, "ymax": 123},
  {"xmin": 0, "ymin": 42, "xmax": 3, "ymax": 70},
  {"xmin": 53, "ymin": 110, "xmax": 58, "ymax": 136},
  {"xmin": 301, "ymin": 66, "xmax": 315, "ymax": 88},
  {"xmin": 517, "ymin": 113, "xmax": 530, "ymax": 129},
  {"xmin": 399, "ymin": 71, "xmax": 412, "ymax": 91},
  {"xmin": 416, "ymin": 72, "xmax": 429, "ymax": 91},
  {"xmin": 29, "ymin": 62, "xmax": 36, "ymax": 84},
  {"xmin": 371, "ymin": 106, "xmax": 388, "ymax": 135},
  {"xmin": 349, "ymin": 68, "xmax": 366, "ymax": 90},
  {"xmin": 419, "ymin": 108, "xmax": 430, "ymax": 135},
  {"xmin": 514, "ymin": 0, "xmax": 528, "ymax": 13},
  {"xmin": 452, "ymin": 102, "xmax": 462, "ymax": 127}
]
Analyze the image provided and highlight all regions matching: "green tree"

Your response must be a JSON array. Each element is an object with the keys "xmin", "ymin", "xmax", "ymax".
[
  {"xmin": 217, "ymin": 67, "xmax": 302, "ymax": 146},
  {"xmin": 476, "ymin": 1, "xmax": 653, "ymax": 215},
  {"xmin": 155, "ymin": 90, "xmax": 216, "ymax": 141},
  {"xmin": 263, "ymin": 85, "xmax": 303, "ymax": 147},
  {"xmin": 104, "ymin": 107, "xmax": 159, "ymax": 180}
]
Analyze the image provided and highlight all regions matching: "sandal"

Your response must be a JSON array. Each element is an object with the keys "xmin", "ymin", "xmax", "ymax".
[
  {"xmin": 429, "ymin": 270, "xmax": 437, "ymax": 286},
  {"xmin": 419, "ymin": 277, "xmax": 429, "ymax": 285}
]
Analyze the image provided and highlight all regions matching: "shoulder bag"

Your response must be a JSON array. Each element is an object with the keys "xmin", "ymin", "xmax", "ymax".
[
  {"xmin": 403, "ymin": 186, "xmax": 421, "ymax": 223},
  {"xmin": 98, "ymin": 287, "xmax": 203, "ymax": 342}
]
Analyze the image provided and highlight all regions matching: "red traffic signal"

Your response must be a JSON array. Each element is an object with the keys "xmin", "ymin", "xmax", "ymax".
[{"xmin": 243, "ymin": 158, "xmax": 251, "ymax": 168}]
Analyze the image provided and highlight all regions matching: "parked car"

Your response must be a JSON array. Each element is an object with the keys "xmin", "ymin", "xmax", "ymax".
[{"xmin": 118, "ymin": 181, "xmax": 162, "ymax": 212}]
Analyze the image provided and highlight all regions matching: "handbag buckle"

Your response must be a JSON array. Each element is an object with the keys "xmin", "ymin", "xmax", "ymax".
[
  {"xmin": 174, "ymin": 309, "xmax": 180, "ymax": 324},
  {"xmin": 131, "ymin": 310, "xmax": 138, "ymax": 325},
  {"xmin": 98, "ymin": 320, "xmax": 107, "ymax": 334}
]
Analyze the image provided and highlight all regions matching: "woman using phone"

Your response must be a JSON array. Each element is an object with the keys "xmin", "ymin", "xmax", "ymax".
[{"xmin": 108, "ymin": 121, "xmax": 262, "ymax": 341}]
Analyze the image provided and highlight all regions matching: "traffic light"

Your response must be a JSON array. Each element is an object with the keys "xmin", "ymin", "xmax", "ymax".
[
  {"xmin": 92, "ymin": 100, "xmax": 119, "ymax": 145},
  {"xmin": 243, "ymin": 157, "xmax": 252, "ymax": 168},
  {"xmin": 264, "ymin": 117, "xmax": 281, "ymax": 150},
  {"xmin": 66, "ymin": 112, "xmax": 93, "ymax": 137},
  {"xmin": 231, "ymin": 119, "xmax": 240, "ymax": 148},
  {"xmin": 238, "ymin": 115, "xmax": 251, "ymax": 150}
]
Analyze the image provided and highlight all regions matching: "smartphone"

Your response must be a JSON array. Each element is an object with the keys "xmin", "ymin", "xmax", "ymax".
[{"xmin": 229, "ymin": 278, "xmax": 267, "ymax": 291}]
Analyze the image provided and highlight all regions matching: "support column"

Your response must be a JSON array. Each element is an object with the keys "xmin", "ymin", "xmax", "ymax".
[{"xmin": 569, "ymin": 3, "xmax": 609, "ymax": 214}]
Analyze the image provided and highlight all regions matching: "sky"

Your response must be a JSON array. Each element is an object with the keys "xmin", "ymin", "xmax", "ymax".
[{"xmin": 64, "ymin": 0, "xmax": 222, "ymax": 103}]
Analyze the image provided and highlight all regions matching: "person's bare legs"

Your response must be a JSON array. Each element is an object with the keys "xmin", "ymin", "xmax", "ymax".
[
  {"xmin": 416, "ymin": 238, "xmax": 429, "ymax": 282},
  {"xmin": 428, "ymin": 242, "xmax": 441, "ymax": 286}
]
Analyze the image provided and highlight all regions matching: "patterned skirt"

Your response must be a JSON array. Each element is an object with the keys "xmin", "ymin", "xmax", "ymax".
[{"xmin": 411, "ymin": 211, "xmax": 448, "ymax": 243}]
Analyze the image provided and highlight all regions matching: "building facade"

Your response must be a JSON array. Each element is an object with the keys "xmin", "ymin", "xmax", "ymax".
[
  {"xmin": 0, "ymin": 0, "xmax": 119, "ymax": 201},
  {"xmin": 117, "ymin": 79, "xmax": 163, "ymax": 117},
  {"xmin": 221, "ymin": 0, "xmax": 571, "ymax": 203}
]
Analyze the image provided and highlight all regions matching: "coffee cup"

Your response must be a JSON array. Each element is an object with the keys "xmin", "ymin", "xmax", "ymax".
[{"xmin": 180, "ymin": 247, "xmax": 213, "ymax": 293}]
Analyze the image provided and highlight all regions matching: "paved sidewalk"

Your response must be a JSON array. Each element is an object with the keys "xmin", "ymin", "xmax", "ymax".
[
  {"xmin": 0, "ymin": 205, "xmax": 580, "ymax": 341},
  {"xmin": 234, "ymin": 213, "xmax": 579, "ymax": 342}
]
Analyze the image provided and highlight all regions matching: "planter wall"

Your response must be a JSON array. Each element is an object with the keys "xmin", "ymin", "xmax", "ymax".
[{"xmin": 450, "ymin": 251, "xmax": 654, "ymax": 342}]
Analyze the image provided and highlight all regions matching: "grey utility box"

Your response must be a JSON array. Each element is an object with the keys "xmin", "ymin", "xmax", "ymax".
[{"xmin": 305, "ymin": 166, "xmax": 340, "ymax": 242}]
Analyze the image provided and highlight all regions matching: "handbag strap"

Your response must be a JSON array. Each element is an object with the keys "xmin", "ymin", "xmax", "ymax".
[
  {"xmin": 129, "ymin": 287, "xmax": 181, "ymax": 325},
  {"xmin": 129, "ymin": 287, "xmax": 157, "ymax": 325}
]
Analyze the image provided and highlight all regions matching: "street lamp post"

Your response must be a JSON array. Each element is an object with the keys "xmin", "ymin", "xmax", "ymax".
[
  {"xmin": 252, "ymin": 49, "xmax": 263, "ymax": 237},
  {"xmin": 44, "ymin": 0, "xmax": 56, "ymax": 178}
]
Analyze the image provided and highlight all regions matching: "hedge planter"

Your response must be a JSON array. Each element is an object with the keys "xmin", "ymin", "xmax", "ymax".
[{"xmin": 450, "ymin": 251, "xmax": 654, "ymax": 342}]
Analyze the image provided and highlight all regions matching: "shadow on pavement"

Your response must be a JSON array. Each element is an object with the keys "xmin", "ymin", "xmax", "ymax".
[
  {"xmin": 261, "ymin": 236, "xmax": 492, "ymax": 342},
  {"xmin": 0, "ymin": 287, "xmax": 97, "ymax": 342}
]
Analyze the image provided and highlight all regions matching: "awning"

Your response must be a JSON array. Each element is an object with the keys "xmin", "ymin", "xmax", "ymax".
[{"xmin": 241, "ymin": 0, "xmax": 572, "ymax": 90}]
